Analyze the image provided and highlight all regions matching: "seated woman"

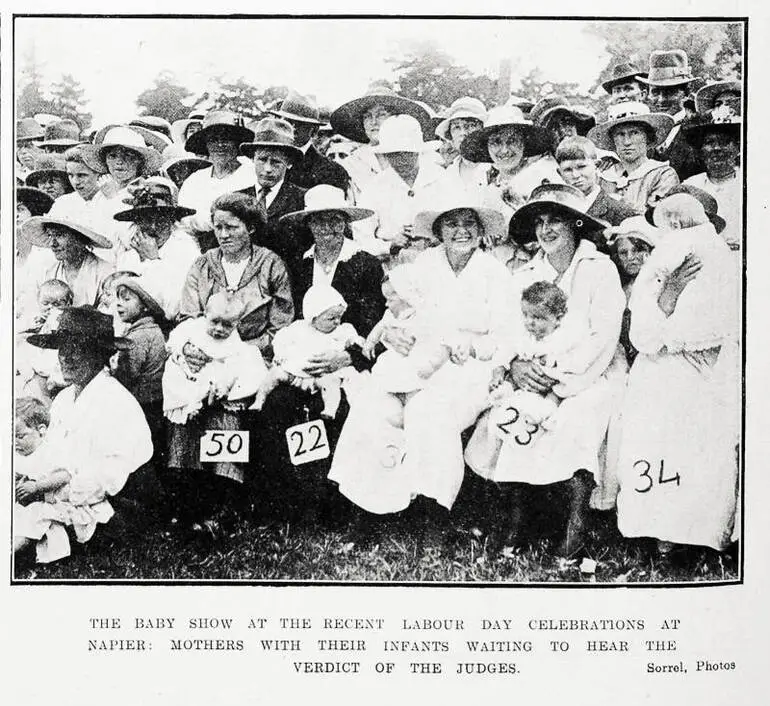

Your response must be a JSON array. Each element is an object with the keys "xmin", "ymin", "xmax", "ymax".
[
  {"xmin": 616, "ymin": 193, "xmax": 739, "ymax": 557},
  {"xmin": 173, "ymin": 192, "xmax": 291, "ymax": 542},
  {"xmin": 329, "ymin": 192, "xmax": 513, "ymax": 541},
  {"xmin": 252, "ymin": 185, "xmax": 385, "ymax": 524},
  {"xmin": 14, "ymin": 307, "xmax": 153, "ymax": 564},
  {"xmin": 465, "ymin": 184, "xmax": 627, "ymax": 557}
]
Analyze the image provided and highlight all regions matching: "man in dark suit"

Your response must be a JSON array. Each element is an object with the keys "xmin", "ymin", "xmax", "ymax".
[
  {"xmin": 270, "ymin": 91, "xmax": 350, "ymax": 193},
  {"xmin": 239, "ymin": 117, "xmax": 310, "ymax": 271}
]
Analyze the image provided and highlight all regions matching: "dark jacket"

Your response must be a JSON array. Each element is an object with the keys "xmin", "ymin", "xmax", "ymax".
[
  {"xmin": 292, "ymin": 249, "xmax": 385, "ymax": 370},
  {"xmin": 239, "ymin": 181, "xmax": 311, "ymax": 269},
  {"xmin": 588, "ymin": 189, "xmax": 638, "ymax": 227},
  {"xmin": 115, "ymin": 316, "xmax": 167, "ymax": 405},
  {"xmin": 287, "ymin": 144, "xmax": 350, "ymax": 192},
  {"xmin": 651, "ymin": 118, "xmax": 704, "ymax": 182}
]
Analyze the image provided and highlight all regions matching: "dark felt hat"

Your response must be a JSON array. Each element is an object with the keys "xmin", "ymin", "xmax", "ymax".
[
  {"xmin": 184, "ymin": 111, "xmax": 255, "ymax": 157},
  {"xmin": 17, "ymin": 186, "xmax": 54, "ymax": 216},
  {"xmin": 27, "ymin": 306, "xmax": 130, "ymax": 351},
  {"xmin": 601, "ymin": 62, "xmax": 648, "ymax": 93},
  {"xmin": 239, "ymin": 117, "xmax": 303, "ymax": 163}
]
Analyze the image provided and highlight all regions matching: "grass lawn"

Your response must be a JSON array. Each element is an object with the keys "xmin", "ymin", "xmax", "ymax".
[{"xmin": 14, "ymin": 490, "xmax": 739, "ymax": 584}]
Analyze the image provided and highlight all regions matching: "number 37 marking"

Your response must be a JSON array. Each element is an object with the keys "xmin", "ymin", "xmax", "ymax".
[{"xmin": 634, "ymin": 459, "xmax": 681, "ymax": 493}]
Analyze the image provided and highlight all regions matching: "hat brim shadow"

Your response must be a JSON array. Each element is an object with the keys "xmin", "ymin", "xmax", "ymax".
[
  {"xmin": 508, "ymin": 201, "xmax": 606, "ymax": 246},
  {"xmin": 238, "ymin": 141, "xmax": 303, "ymax": 164},
  {"xmin": 113, "ymin": 205, "xmax": 196, "ymax": 222},
  {"xmin": 330, "ymin": 94, "xmax": 431, "ymax": 143},
  {"xmin": 460, "ymin": 123, "xmax": 550, "ymax": 163},
  {"xmin": 184, "ymin": 124, "xmax": 256, "ymax": 157}
]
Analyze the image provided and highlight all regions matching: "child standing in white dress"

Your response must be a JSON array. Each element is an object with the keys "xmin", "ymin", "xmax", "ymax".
[
  {"xmin": 163, "ymin": 291, "xmax": 266, "ymax": 424},
  {"xmin": 257, "ymin": 285, "xmax": 364, "ymax": 418}
]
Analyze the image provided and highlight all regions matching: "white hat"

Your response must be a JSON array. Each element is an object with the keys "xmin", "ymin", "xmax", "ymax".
[
  {"xmin": 90, "ymin": 126, "xmax": 163, "ymax": 175},
  {"xmin": 413, "ymin": 188, "xmax": 505, "ymax": 243},
  {"xmin": 372, "ymin": 115, "xmax": 425, "ymax": 154},
  {"xmin": 435, "ymin": 97, "xmax": 487, "ymax": 142},
  {"xmin": 279, "ymin": 184, "xmax": 373, "ymax": 226},
  {"xmin": 587, "ymin": 102, "xmax": 674, "ymax": 151},
  {"xmin": 605, "ymin": 215, "xmax": 661, "ymax": 250},
  {"xmin": 302, "ymin": 284, "xmax": 347, "ymax": 321}
]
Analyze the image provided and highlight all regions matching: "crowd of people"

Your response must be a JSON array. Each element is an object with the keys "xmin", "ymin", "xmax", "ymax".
[{"xmin": 13, "ymin": 47, "xmax": 742, "ymax": 573}]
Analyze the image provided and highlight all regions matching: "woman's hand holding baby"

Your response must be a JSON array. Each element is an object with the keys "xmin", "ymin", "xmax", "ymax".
[
  {"xmin": 303, "ymin": 350, "xmax": 351, "ymax": 376},
  {"xmin": 381, "ymin": 326, "xmax": 415, "ymax": 356},
  {"xmin": 509, "ymin": 359, "xmax": 557, "ymax": 394},
  {"xmin": 182, "ymin": 342, "xmax": 212, "ymax": 374},
  {"xmin": 15, "ymin": 480, "xmax": 39, "ymax": 505},
  {"xmin": 658, "ymin": 253, "xmax": 703, "ymax": 316}
]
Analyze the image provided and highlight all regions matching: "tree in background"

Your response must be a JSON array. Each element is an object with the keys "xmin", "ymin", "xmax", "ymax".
[
  {"xmin": 515, "ymin": 68, "xmax": 596, "ymax": 109},
  {"xmin": 17, "ymin": 42, "xmax": 51, "ymax": 118},
  {"xmin": 135, "ymin": 71, "xmax": 193, "ymax": 123},
  {"xmin": 386, "ymin": 40, "xmax": 498, "ymax": 112},
  {"xmin": 49, "ymin": 74, "xmax": 92, "ymax": 132},
  {"xmin": 197, "ymin": 78, "xmax": 289, "ymax": 121},
  {"xmin": 587, "ymin": 21, "xmax": 743, "ymax": 93}
]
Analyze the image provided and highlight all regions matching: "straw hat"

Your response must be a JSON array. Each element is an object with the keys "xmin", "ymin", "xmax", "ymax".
[
  {"xmin": 16, "ymin": 186, "xmax": 54, "ymax": 216},
  {"xmin": 683, "ymin": 111, "xmax": 741, "ymax": 150},
  {"xmin": 508, "ymin": 183, "xmax": 606, "ymax": 246},
  {"xmin": 637, "ymin": 50, "xmax": 697, "ymax": 87},
  {"xmin": 239, "ymin": 117, "xmax": 303, "ymax": 163},
  {"xmin": 372, "ymin": 115, "xmax": 426, "ymax": 154},
  {"xmin": 91, "ymin": 126, "xmax": 163, "ymax": 175},
  {"xmin": 27, "ymin": 306, "xmax": 130, "ymax": 351},
  {"xmin": 25, "ymin": 155, "xmax": 73, "ymax": 193},
  {"xmin": 434, "ymin": 97, "xmax": 487, "ymax": 142},
  {"xmin": 644, "ymin": 184, "xmax": 726, "ymax": 234},
  {"xmin": 160, "ymin": 144, "xmax": 211, "ymax": 187},
  {"xmin": 21, "ymin": 215, "xmax": 113, "ymax": 249},
  {"xmin": 17, "ymin": 117, "xmax": 45, "ymax": 142},
  {"xmin": 130, "ymin": 116, "xmax": 173, "ymax": 140},
  {"xmin": 601, "ymin": 61, "xmax": 648, "ymax": 93},
  {"xmin": 114, "ymin": 274, "xmax": 167, "ymax": 322},
  {"xmin": 459, "ymin": 105, "xmax": 550, "ymax": 163},
  {"xmin": 529, "ymin": 95, "xmax": 596, "ymax": 134},
  {"xmin": 695, "ymin": 80, "xmax": 742, "ymax": 115},
  {"xmin": 113, "ymin": 176, "xmax": 196, "ymax": 223},
  {"xmin": 184, "ymin": 111, "xmax": 255, "ymax": 157},
  {"xmin": 412, "ymin": 188, "xmax": 505, "ymax": 243},
  {"xmin": 587, "ymin": 101, "xmax": 674, "ymax": 151},
  {"xmin": 39, "ymin": 119, "xmax": 82, "ymax": 150},
  {"xmin": 172, "ymin": 110, "xmax": 206, "ymax": 144},
  {"xmin": 279, "ymin": 184, "xmax": 373, "ymax": 227},
  {"xmin": 270, "ymin": 91, "xmax": 324, "ymax": 125},
  {"xmin": 330, "ymin": 83, "xmax": 432, "ymax": 144}
]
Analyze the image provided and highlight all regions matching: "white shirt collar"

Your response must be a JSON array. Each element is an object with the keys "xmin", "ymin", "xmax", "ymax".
[
  {"xmin": 259, "ymin": 178, "xmax": 284, "ymax": 208},
  {"xmin": 303, "ymin": 238, "xmax": 360, "ymax": 262}
]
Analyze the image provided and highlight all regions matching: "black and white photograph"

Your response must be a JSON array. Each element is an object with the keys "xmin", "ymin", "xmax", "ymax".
[{"xmin": 10, "ymin": 14, "xmax": 745, "ymax": 585}]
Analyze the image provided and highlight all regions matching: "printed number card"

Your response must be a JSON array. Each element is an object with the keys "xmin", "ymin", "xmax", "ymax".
[
  {"xmin": 285, "ymin": 420, "xmax": 330, "ymax": 465},
  {"xmin": 199, "ymin": 430, "xmax": 249, "ymax": 463}
]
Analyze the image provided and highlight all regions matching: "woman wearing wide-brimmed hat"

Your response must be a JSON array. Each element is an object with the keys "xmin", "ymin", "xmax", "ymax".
[
  {"xmin": 112, "ymin": 177, "xmax": 200, "ymax": 320},
  {"xmin": 160, "ymin": 143, "xmax": 211, "ymax": 189},
  {"xmin": 251, "ymin": 185, "xmax": 385, "ymax": 523},
  {"xmin": 433, "ymin": 96, "xmax": 489, "ymax": 189},
  {"xmin": 588, "ymin": 101, "xmax": 679, "ymax": 213},
  {"xmin": 329, "ymin": 190, "xmax": 514, "ymax": 542},
  {"xmin": 616, "ymin": 192, "xmax": 739, "ymax": 556},
  {"xmin": 460, "ymin": 105, "xmax": 555, "ymax": 229},
  {"xmin": 16, "ymin": 117, "xmax": 45, "ymax": 181},
  {"xmin": 172, "ymin": 109, "xmax": 206, "ymax": 145},
  {"xmin": 177, "ymin": 111, "xmax": 256, "ymax": 248},
  {"xmin": 14, "ymin": 307, "xmax": 153, "ymax": 564},
  {"xmin": 355, "ymin": 114, "xmax": 446, "ymax": 266},
  {"xmin": 465, "ymin": 183, "xmax": 627, "ymax": 557},
  {"xmin": 330, "ymin": 82, "xmax": 432, "ymax": 197},
  {"xmin": 695, "ymin": 80, "xmax": 741, "ymax": 117},
  {"xmin": 529, "ymin": 95, "xmax": 597, "ymax": 155},
  {"xmin": 683, "ymin": 112, "xmax": 742, "ymax": 253},
  {"xmin": 20, "ymin": 216, "xmax": 114, "ymax": 310},
  {"xmin": 25, "ymin": 155, "xmax": 74, "ymax": 201}
]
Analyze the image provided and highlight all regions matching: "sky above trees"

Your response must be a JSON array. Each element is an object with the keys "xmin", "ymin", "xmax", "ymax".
[{"xmin": 16, "ymin": 17, "xmax": 741, "ymax": 129}]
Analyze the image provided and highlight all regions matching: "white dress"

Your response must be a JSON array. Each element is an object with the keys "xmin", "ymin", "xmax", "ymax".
[
  {"xmin": 616, "ymin": 223, "xmax": 739, "ymax": 550},
  {"xmin": 465, "ymin": 240, "xmax": 627, "ymax": 497},
  {"xmin": 329, "ymin": 246, "xmax": 516, "ymax": 513},
  {"xmin": 163, "ymin": 317, "xmax": 267, "ymax": 423},
  {"xmin": 13, "ymin": 371, "xmax": 153, "ymax": 563}
]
